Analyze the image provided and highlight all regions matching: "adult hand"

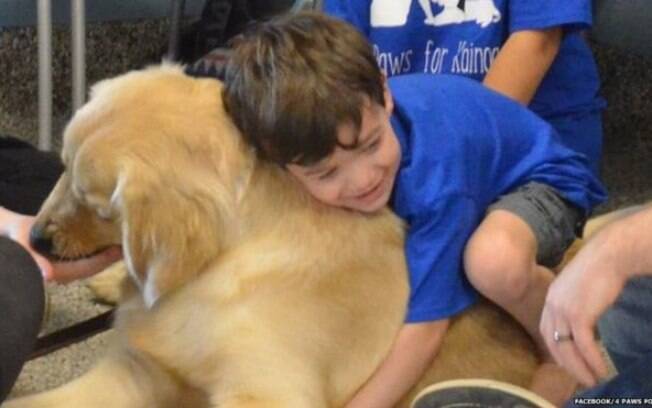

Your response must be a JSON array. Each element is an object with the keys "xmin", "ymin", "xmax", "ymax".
[
  {"xmin": 1, "ymin": 208, "xmax": 122, "ymax": 282},
  {"xmin": 540, "ymin": 228, "xmax": 628, "ymax": 387}
]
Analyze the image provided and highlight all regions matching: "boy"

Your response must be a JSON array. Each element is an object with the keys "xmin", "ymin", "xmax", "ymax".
[{"xmin": 223, "ymin": 12, "xmax": 606, "ymax": 407}]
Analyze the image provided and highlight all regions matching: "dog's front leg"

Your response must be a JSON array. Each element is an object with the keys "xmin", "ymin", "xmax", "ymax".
[
  {"xmin": 4, "ymin": 349, "xmax": 193, "ymax": 408},
  {"xmin": 85, "ymin": 261, "xmax": 128, "ymax": 305}
]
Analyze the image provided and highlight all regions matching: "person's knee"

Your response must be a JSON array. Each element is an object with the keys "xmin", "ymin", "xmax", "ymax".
[
  {"xmin": 464, "ymin": 225, "xmax": 534, "ymax": 303},
  {"xmin": 0, "ymin": 237, "xmax": 44, "ymax": 402}
]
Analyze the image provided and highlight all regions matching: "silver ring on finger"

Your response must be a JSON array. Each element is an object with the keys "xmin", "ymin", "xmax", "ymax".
[{"xmin": 553, "ymin": 330, "xmax": 574, "ymax": 343}]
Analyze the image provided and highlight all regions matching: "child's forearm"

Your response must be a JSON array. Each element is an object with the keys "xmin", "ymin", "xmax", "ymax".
[
  {"xmin": 483, "ymin": 28, "xmax": 562, "ymax": 105},
  {"xmin": 345, "ymin": 319, "xmax": 449, "ymax": 408}
]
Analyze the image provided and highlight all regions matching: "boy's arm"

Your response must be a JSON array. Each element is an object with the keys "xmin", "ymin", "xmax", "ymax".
[
  {"xmin": 345, "ymin": 319, "xmax": 449, "ymax": 408},
  {"xmin": 483, "ymin": 28, "xmax": 562, "ymax": 105}
]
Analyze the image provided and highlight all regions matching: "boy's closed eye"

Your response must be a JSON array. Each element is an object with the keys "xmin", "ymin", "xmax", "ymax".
[
  {"xmin": 317, "ymin": 167, "xmax": 338, "ymax": 181},
  {"xmin": 314, "ymin": 136, "xmax": 381, "ymax": 181}
]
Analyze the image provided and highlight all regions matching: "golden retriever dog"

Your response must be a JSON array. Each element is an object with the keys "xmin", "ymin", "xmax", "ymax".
[{"xmin": 5, "ymin": 65, "xmax": 540, "ymax": 408}]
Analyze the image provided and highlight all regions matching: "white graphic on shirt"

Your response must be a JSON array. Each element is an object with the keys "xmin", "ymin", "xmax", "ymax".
[
  {"xmin": 375, "ymin": 39, "xmax": 500, "ymax": 76},
  {"xmin": 420, "ymin": 0, "xmax": 501, "ymax": 27},
  {"xmin": 421, "ymin": 0, "xmax": 464, "ymax": 25},
  {"xmin": 370, "ymin": 0, "xmax": 413, "ymax": 27},
  {"xmin": 464, "ymin": 0, "xmax": 501, "ymax": 27},
  {"xmin": 370, "ymin": 0, "xmax": 502, "ymax": 75}
]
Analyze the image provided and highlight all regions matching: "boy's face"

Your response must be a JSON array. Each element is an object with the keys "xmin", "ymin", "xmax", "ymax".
[{"xmin": 287, "ymin": 87, "xmax": 400, "ymax": 213}]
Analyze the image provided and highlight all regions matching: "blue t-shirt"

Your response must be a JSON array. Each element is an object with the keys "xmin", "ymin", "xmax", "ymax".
[
  {"xmin": 388, "ymin": 74, "xmax": 606, "ymax": 323},
  {"xmin": 324, "ymin": 0, "xmax": 606, "ymax": 172}
]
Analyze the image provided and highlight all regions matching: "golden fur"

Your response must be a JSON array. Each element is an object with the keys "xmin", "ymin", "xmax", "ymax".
[{"xmin": 6, "ymin": 65, "xmax": 540, "ymax": 408}]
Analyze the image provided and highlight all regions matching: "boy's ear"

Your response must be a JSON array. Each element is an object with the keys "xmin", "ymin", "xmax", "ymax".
[{"xmin": 382, "ymin": 75, "xmax": 394, "ymax": 115}]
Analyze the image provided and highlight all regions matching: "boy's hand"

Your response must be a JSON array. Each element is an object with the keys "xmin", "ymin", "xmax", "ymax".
[{"xmin": 345, "ymin": 319, "xmax": 449, "ymax": 408}]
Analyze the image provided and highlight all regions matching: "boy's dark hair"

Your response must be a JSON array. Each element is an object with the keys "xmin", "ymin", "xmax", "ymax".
[{"xmin": 223, "ymin": 11, "xmax": 385, "ymax": 167}]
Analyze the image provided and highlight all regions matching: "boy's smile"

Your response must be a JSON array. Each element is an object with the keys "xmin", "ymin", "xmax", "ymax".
[{"xmin": 287, "ymin": 88, "xmax": 401, "ymax": 213}]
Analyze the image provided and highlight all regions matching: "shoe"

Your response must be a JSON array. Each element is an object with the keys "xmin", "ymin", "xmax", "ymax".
[{"xmin": 411, "ymin": 379, "xmax": 555, "ymax": 408}]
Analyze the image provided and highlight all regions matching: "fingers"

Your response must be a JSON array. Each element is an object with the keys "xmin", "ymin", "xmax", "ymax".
[
  {"xmin": 540, "ymin": 303, "xmax": 603, "ymax": 387},
  {"xmin": 572, "ymin": 321, "xmax": 610, "ymax": 380},
  {"xmin": 557, "ymin": 331, "xmax": 600, "ymax": 387}
]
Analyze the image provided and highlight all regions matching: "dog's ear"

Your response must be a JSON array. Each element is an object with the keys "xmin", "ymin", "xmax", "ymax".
[{"xmin": 114, "ymin": 163, "xmax": 233, "ymax": 307}]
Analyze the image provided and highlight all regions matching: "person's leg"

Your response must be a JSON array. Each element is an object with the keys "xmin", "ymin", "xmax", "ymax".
[
  {"xmin": 465, "ymin": 208, "xmax": 552, "ymax": 353},
  {"xmin": 464, "ymin": 183, "xmax": 583, "ymax": 404},
  {"xmin": 565, "ymin": 351, "xmax": 652, "ymax": 406},
  {"xmin": 0, "ymin": 134, "xmax": 63, "ymax": 215},
  {"xmin": 464, "ymin": 209, "xmax": 570, "ymax": 403},
  {"xmin": 598, "ymin": 276, "xmax": 652, "ymax": 372},
  {"xmin": 464, "ymin": 183, "xmax": 581, "ymax": 355},
  {"xmin": 0, "ymin": 237, "xmax": 44, "ymax": 402},
  {"xmin": 0, "ymin": 135, "xmax": 62, "ymax": 401}
]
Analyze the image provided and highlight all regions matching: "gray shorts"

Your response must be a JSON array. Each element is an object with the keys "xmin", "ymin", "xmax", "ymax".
[{"xmin": 488, "ymin": 182, "xmax": 585, "ymax": 268}]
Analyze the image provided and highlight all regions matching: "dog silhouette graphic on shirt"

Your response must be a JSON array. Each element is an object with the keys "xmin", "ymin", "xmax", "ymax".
[{"xmin": 370, "ymin": 0, "xmax": 500, "ymax": 28}]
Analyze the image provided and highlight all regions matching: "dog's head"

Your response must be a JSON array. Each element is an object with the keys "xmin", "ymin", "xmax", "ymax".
[{"xmin": 31, "ymin": 65, "xmax": 252, "ymax": 306}]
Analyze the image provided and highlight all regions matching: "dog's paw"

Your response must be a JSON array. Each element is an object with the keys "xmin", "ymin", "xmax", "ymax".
[{"xmin": 85, "ymin": 261, "xmax": 127, "ymax": 304}]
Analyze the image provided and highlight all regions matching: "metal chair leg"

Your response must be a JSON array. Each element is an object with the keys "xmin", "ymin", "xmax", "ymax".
[
  {"xmin": 71, "ymin": 0, "xmax": 86, "ymax": 113},
  {"xmin": 37, "ymin": 0, "xmax": 52, "ymax": 151}
]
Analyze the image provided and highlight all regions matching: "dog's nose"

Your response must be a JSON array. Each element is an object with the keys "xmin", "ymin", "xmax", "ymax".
[{"xmin": 30, "ymin": 223, "xmax": 53, "ymax": 256}]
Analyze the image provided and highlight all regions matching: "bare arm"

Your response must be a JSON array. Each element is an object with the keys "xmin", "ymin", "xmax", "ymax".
[
  {"xmin": 483, "ymin": 28, "xmax": 562, "ymax": 105},
  {"xmin": 541, "ymin": 206, "xmax": 652, "ymax": 386},
  {"xmin": 345, "ymin": 319, "xmax": 449, "ymax": 408}
]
